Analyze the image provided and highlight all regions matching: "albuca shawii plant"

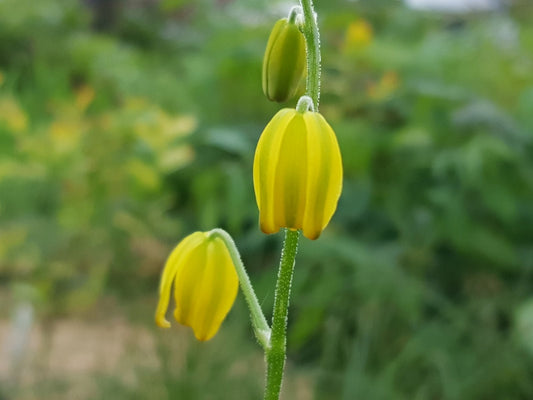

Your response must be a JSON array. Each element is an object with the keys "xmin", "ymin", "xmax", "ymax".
[{"xmin": 155, "ymin": 0, "xmax": 342, "ymax": 398}]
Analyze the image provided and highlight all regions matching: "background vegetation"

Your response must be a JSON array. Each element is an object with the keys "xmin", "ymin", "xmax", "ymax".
[{"xmin": 1, "ymin": 0, "xmax": 533, "ymax": 399}]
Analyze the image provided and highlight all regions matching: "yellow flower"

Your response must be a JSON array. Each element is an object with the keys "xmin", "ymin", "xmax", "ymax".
[
  {"xmin": 0, "ymin": 97, "xmax": 28, "ymax": 133},
  {"xmin": 155, "ymin": 231, "xmax": 239, "ymax": 341},
  {"xmin": 367, "ymin": 71, "xmax": 399, "ymax": 101},
  {"xmin": 253, "ymin": 108, "xmax": 343, "ymax": 240},
  {"xmin": 344, "ymin": 19, "xmax": 373, "ymax": 51},
  {"xmin": 75, "ymin": 85, "xmax": 95, "ymax": 112}
]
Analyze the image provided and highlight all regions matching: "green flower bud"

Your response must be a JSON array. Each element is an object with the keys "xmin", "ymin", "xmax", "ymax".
[{"xmin": 262, "ymin": 18, "xmax": 307, "ymax": 103}]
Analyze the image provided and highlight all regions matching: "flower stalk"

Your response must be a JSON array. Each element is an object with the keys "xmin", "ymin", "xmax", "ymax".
[
  {"xmin": 208, "ymin": 229, "xmax": 271, "ymax": 349},
  {"xmin": 300, "ymin": 0, "xmax": 321, "ymax": 111},
  {"xmin": 262, "ymin": 0, "xmax": 322, "ymax": 397},
  {"xmin": 155, "ymin": 0, "xmax": 328, "ymax": 398},
  {"xmin": 264, "ymin": 229, "xmax": 300, "ymax": 400}
]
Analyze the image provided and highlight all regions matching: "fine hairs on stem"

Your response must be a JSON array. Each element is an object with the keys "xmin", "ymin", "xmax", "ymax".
[
  {"xmin": 264, "ymin": 229, "xmax": 299, "ymax": 400},
  {"xmin": 208, "ymin": 229, "xmax": 271, "ymax": 349},
  {"xmin": 155, "ymin": 0, "xmax": 333, "ymax": 398},
  {"xmin": 299, "ymin": 0, "xmax": 321, "ymax": 111},
  {"xmin": 263, "ymin": 0, "xmax": 322, "ymax": 399}
]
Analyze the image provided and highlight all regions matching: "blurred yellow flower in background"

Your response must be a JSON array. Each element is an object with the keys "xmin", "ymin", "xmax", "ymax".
[
  {"xmin": 0, "ymin": 227, "xmax": 27, "ymax": 260},
  {"xmin": 127, "ymin": 159, "xmax": 161, "ymax": 192},
  {"xmin": 75, "ymin": 84, "xmax": 95, "ymax": 112},
  {"xmin": 367, "ymin": 70, "xmax": 400, "ymax": 101},
  {"xmin": 0, "ymin": 96, "xmax": 28, "ymax": 133},
  {"xmin": 155, "ymin": 231, "xmax": 239, "ymax": 341},
  {"xmin": 344, "ymin": 19, "xmax": 373, "ymax": 51},
  {"xmin": 49, "ymin": 120, "xmax": 84, "ymax": 154},
  {"xmin": 129, "ymin": 102, "xmax": 197, "ymax": 172},
  {"xmin": 253, "ymin": 108, "xmax": 343, "ymax": 240}
]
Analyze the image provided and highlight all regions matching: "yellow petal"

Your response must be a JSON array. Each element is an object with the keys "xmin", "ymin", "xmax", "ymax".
[
  {"xmin": 253, "ymin": 108, "xmax": 343, "ymax": 240},
  {"xmin": 173, "ymin": 235, "xmax": 239, "ymax": 341},
  {"xmin": 273, "ymin": 113, "xmax": 308, "ymax": 229},
  {"xmin": 154, "ymin": 232, "xmax": 205, "ymax": 328},
  {"xmin": 254, "ymin": 109, "xmax": 294, "ymax": 234},
  {"xmin": 302, "ymin": 112, "xmax": 343, "ymax": 239},
  {"xmin": 155, "ymin": 231, "xmax": 239, "ymax": 341},
  {"xmin": 173, "ymin": 236, "xmax": 208, "ymax": 333},
  {"xmin": 190, "ymin": 237, "xmax": 239, "ymax": 341}
]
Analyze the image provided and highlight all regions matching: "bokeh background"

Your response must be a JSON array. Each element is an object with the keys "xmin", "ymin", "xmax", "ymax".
[{"xmin": 1, "ymin": 0, "xmax": 533, "ymax": 398}]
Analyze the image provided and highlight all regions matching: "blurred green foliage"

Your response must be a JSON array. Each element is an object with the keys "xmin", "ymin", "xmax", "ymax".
[{"xmin": 1, "ymin": 0, "xmax": 533, "ymax": 399}]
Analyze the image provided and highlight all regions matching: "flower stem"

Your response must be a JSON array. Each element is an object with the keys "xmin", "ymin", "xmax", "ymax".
[
  {"xmin": 296, "ymin": 95, "xmax": 314, "ymax": 113},
  {"xmin": 208, "ymin": 228, "xmax": 271, "ymax": 349},
  {"xmin": 288, "ymin": 5, "xmax": 301, "ymax": 24},
  {"xmin": 299, "ymin": 0, "xmax": 321, "ymax": 111},
  {"xmin": 264, "ymin": 229, "xmax": 300, "ymax": 400},
  {"xmin": 263, "ymin": 0, "xmax": 320, "ymax": 397}
]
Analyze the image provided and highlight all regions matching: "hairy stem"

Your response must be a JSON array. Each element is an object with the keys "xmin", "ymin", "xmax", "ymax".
[
  {"xmin": 300, "ymin": 0, "xmax": 321, "ymax": 111},
  {"xmin": 208, "ymin": 229, "xmax": 271, "ymax": 349},
  {"xmin": 263, "ymin": 0, "xmax": 320, "ymax": 397},
  {"xmin": 264, "ymin": 229, "xmax": 300, "ymax": 400}
]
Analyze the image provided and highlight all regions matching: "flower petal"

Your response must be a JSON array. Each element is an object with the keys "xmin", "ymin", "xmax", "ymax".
[
  {"xmin": 253, "ymin": 108, "xmax": 343, "ymax": 240},
  {"xmin": 154, "ymin": 232, "xmax": 205, "ymax": 328}
]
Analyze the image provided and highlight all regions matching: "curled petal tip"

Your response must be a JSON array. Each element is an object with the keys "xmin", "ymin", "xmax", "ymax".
[
  {"xmin": 303, "ymin": 229, "xmax": 320, "ymax": 241},
  {"xmin": 194, "ymin": 332, "xmax": 212, "ymax": 342},
  {"xmin": 155, "ymin": 316, "xmax": 171, "ymax": 328},
  {"xmin": 259, "ymin": 222, "xmax": 278, "ymax": 236}
]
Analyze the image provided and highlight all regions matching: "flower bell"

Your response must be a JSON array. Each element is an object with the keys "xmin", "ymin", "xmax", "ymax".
[
  {"xmin": 253, "ymin": 103, "xmax": 343, "ymax": 240},
  {"xmin": 155, "ymin": 231, "xmax": 239, "ymax": 341},
  {"xmin": 262, "ymin": 17, "xmax": 307, "ymax": 103}
]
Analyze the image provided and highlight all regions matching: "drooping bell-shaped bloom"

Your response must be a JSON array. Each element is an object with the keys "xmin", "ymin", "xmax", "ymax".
[
  {"xmin": 155, "ymin": 231, "xmax": 239, "ymax": 341},
  {"xmin": 262, "ymin": 18, "xmax": 307, "ymax": 103},
  {"xmin": 253, "ymin": 108, "xmax": 343, "ymax": 240}
]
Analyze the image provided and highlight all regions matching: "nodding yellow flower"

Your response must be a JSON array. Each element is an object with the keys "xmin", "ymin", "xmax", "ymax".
[
  {"xmin": 253, "ymin": 108, "xmax": 343, "ymax": 240},
  {"xmin": 155, "ymin": 231, "xmax": 239, "ymax": 341}
]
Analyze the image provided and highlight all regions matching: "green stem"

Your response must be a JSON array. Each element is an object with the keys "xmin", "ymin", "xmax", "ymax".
[
  {"xmin": 208, "ymin": 229, "xmax": 271, "ymax": 350},
  {"xmin": 263, "ymin": 0, "xmax": 320, "ymax": 398},
  {"xmin": 264, "ymin": 229, "xmax": 300, "ymax": 400},
  {"xmin": 288, "ymin": 5, "xmax": 301, "ymax": 24},
  {"xmin": 299, "ymin": 0, "xmax": 321, "ymax": 111}
]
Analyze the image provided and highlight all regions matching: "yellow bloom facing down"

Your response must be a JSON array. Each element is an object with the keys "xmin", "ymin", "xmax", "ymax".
[
  {"xmin": 253, "ymin": 108, "xmax": 343, "ymax": 240},
  {"xmin": 155, "ymin": 231, "xmax": 239, "ymax": 341}
]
